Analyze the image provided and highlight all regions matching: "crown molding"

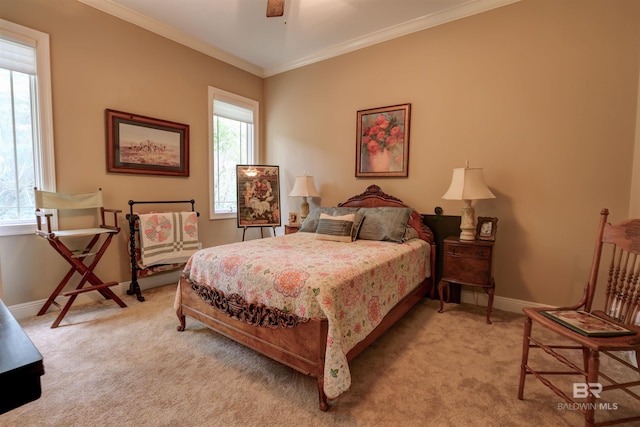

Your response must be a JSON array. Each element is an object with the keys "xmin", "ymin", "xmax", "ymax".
[
  {"xmin": 263, "ymin": 0, "xmax": 521, "ymax": 77},
  {"xmin": 78, "ymin": 0, "xmax": 263, "ymax": 76},
  {"xmin": 79, "ymin": 0, "xmax": 520, "ymax": 78}
]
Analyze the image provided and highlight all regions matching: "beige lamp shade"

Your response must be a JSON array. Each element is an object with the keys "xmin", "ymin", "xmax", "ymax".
[
  {"xmin": 289, "ymin": 175, "xmax": 320, "ymax": 220},
  {"xmin": 442, "ymin": 167, "xmax": 495, "ymax": 201},
  {"xmin": 442, "ymin": 166, "xmax": 495, "ymax": 241},
  {"xmin": 289, "ymin": 176, "xmax": 321, "ymax": 198}
]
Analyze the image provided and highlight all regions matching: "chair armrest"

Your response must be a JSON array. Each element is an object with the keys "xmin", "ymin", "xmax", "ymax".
[
  {"xmin": 35, "ymin": 210, "xmax": 54, "ymax": 236},
  {"xmin": 101, "ymin": 207, "xmax": 122, "ymax": 231}
]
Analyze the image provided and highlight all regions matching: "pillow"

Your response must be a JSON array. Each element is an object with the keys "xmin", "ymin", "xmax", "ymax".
[
  {"xmin": 299, "ymin": 207, "xmax": 335, "ymax": 232},
  {"xmin": 357, "ymin": 207, "xmax": 413, "ymax": 243},
  {"xmin": 402, "ymin": 225, "xmax": 419, "ymax": 242},
  {"xmin": 351, "ymin": 209, "xmax": 365, "ymax": 241},
  {"xmin": 300, "ymin": 207, "xmax": 362, "ymax": 233},
  {"xmin": 314, "ymin": 213, "xmax": 355, "ymax": 242}
]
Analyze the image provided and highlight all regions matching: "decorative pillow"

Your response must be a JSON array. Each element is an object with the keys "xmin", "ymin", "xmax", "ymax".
[
  {"xmin": 402, "ymin": 225, "xmax": 420, "ymax": 242},
  {"xmin": 300, "ymin": 207, "xmax": 361, "ymax": 233},
  {"xmin": 357, "ymin": 207, "xmax": 413, "ymax": 243},
  {"xmin": 351, "ymin": 209, "xmax": 365, "ymax": 241},
  {"xmin": 314, "ymin": 213, "xmax": 355, "ymax": 242}
]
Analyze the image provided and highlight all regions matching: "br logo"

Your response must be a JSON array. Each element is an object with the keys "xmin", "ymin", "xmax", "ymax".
[{"xmin": 573, "ymin": 383, "xmax": 603, "ymax": 398}]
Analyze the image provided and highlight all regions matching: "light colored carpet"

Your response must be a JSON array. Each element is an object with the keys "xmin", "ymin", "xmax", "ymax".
[{"xmin": 2, "ymin": 284, "xmax": 638, "ymax": 426}]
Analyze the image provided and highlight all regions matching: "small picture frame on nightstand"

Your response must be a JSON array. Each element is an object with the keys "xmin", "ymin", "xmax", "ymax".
[
  {"xmin": 476, "ymin": 217, "xmax": 498, "ymax": 241},
  {"xmin": 288, "ymin": 212, "xmax": 300, "ymax": 226}
]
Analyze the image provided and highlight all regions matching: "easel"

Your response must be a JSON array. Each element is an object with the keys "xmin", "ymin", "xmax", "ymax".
[{"xmin": 241, "ymin": 226, "xmax": 277, "ymax": 241}]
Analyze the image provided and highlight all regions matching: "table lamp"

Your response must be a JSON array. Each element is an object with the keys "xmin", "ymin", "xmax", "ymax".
[
  {"xmin": 289, "ymin": 174, "xmax": 320, "ymax": 220},
  {"xmin": 442, "ymin": 162, "xmax": 495, "ymax": 241}
]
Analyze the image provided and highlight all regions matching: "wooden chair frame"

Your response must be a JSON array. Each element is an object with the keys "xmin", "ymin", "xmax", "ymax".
[
  {"xmin": 518, "ymin": 209, "xmax": 640, "ymax": 426},
  {"xmin": 35, "ymin": 189, "xmax": 127, "ymax": 328}
]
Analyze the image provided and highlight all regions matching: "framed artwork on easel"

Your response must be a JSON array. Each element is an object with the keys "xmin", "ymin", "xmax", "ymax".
[{"xmin": 236, "ymin": 165, "xmax": 281, "ymax": 229}]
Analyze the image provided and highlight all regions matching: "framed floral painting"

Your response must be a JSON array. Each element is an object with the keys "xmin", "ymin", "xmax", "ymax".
[
  {"xmin": 236, "ymin": 165, "xmax": 281, "ymax": 228},
  {"xmin": 356, "ymin": 103, "xmax": 411, "ymax": 177}
]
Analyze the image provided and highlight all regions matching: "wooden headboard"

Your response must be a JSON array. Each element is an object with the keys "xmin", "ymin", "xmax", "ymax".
[{"xmin": 338, "ymin": 185, "xmax": 435, "ymax": 244}]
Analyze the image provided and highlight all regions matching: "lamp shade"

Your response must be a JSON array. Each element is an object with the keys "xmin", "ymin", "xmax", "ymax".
[
  {"xmin": 289, "ymin": 176, "xmax": 320, "ymax": 198},
  {"xmin": 442, "ymin": 167, "xmax": 495, "ymax": 201}
]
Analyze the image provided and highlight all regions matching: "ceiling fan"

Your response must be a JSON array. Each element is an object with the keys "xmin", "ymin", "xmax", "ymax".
[{"xmin": 266, "ymin": 0, "xmax": 285, "ymax": 17}]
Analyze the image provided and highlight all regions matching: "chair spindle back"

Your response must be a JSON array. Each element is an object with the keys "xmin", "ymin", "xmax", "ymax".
[{"xmin": 601, "ymin": 217, "xmax": 640, "ymax": 325}]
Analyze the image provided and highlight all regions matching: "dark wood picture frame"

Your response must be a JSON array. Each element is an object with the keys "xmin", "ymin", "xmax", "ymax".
[
  {"xmin": 236, "ymin": 165, "xmax": 281, "ymax": 228},
  {"xmin": 106, "ymin": 109, "xmax": 189, "ymax": 176},
  {"xmin": 356, "ymin": 103, "xmax": 411, "ymax": 178},
  {"xmin": 476, "ymin": 216, "xmax": 498, "ymax": 241}
]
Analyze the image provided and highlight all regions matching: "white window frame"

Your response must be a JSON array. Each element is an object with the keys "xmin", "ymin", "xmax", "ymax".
[
  {"xmin": 0, "ymin": 19, "xmax": 56, "ymax": 236},
  {"xmin": 208, "ymin": 86, "xmax": 259, "ymax": 220}
]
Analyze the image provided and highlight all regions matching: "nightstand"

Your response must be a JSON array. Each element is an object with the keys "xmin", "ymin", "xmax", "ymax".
[
  {"xmin": 284, "ymin": 224, "xmax": 300, "ymax": 235},
  {"xmin": 438, "ymin": 236, "xmax": 495, "ymax": 324}
]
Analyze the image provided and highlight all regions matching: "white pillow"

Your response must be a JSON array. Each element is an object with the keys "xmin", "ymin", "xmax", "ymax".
[{"xmin": 314, "ymin": 213, "xmax": 355, "ymax": 243}]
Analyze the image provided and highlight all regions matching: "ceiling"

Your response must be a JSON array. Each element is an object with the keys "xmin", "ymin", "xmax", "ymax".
[{"xmin": 79, "ymin": 0, "xmax": 520, "ymax": 77}]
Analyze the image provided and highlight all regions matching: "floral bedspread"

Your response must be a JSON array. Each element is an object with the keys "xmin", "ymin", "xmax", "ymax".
[{"xmin": 178, "ymin": 232, "xmax": 430, "ymax": 399}]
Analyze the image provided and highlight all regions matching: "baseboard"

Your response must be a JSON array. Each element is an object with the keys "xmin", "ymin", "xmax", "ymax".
[
  {"xmin": 7, "ymin": 270, "xmax": 181, "ymax": 321},
  {"xmin": 458, "ymin": 288, "xmax": 550, "ymax": 314}
]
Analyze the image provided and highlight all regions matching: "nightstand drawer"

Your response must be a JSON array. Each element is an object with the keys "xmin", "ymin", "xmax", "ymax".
[
  {"xmin": 444, "ymin": 242, "xmax": 491, "ymax": 259},
  {"xmin": 442, "ymin": 256, "xmax": 491, "ymax": 285}
]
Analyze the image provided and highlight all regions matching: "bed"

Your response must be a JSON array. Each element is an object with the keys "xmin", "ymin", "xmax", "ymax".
[{"xmin": 175, "ymin": 185, "xmax": 435, "ymax": 410}]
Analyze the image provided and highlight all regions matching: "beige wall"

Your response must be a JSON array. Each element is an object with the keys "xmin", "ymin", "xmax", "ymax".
[
  {"xmin": 0, "ymin": 0, "xmax": 263, "ymax": 305},
  {"xmin": 265, "ymin": 0, "xmax": 640, "ymax": 307},
  {"xmin": 1, "ymin": 0, "xmax": 639, "ymax": 309}
]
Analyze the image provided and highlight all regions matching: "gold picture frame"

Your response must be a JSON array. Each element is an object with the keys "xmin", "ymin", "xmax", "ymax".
[
  {"xmin": 356, "ymin": 103, "xmax": 411, "ymax": 177},
  {"xmin": 288, "ymin": 212, "xmax": 300, "ymax": 226}
]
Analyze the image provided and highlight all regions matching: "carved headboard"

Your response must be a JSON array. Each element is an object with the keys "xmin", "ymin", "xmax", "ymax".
[{"xmin": 338, "ymin": 185, "xmax": 434, "ymax": 244}]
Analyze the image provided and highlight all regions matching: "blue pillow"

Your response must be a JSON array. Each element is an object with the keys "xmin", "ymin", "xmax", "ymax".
[
  {"xmin": 299, "ymin": 207, "xmax": 334, "ymax": 232},
  {"xmin": 357, "ymin": 207, "xmax": 413, "ymax": 243}
]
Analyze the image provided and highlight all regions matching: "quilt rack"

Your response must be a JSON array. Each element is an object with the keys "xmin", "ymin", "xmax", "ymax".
[{"xmin": 127, "ymin": 199, "xmax": 197, "ymax": 302}]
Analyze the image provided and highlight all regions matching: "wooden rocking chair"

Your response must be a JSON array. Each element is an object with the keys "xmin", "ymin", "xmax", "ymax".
[
  {"xmin": 34, "ymin": 189, "xmax": 127, "ymax": 328},
  {"xmin": 518, "ymin": 209, "xmax": 640, "ymax": 426}
]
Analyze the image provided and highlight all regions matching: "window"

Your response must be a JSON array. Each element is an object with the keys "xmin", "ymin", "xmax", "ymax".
[
  {"xmin": 0, "ymin": 19, "xmax": 55, "ymax": 236},
  {"xmin": 209, "ymin": 87, "xmax": 259, "ymax": 219}
]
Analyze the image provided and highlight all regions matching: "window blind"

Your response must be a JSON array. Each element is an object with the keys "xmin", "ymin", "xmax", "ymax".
[
  {"xmin": 0, "ymin": 37, "xmax": 36, "ymax": 75},
  {"xmin": 213, "ymin": 98, "xmax": 253, "ymax": 124}
]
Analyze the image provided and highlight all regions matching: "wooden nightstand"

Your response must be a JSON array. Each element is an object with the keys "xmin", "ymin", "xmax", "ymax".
[
  {"xmin": 284, "ymin": 224, "xmax": 300, "ymax": 235},
  {"xmin": 438, "ymin": 236, "xmax": 495, "ymax": 324}
]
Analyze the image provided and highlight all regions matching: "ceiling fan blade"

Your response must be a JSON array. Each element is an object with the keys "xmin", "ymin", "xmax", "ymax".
[{"xmin": 266, "ymin": 0, "xmax": 285, "ymax": 17}]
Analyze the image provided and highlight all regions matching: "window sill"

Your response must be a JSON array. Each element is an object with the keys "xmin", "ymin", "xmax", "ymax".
[
  {"xmin": 0, "ymin": 223, "xmax": 36, "ymax": 237},
  {"xmin": 211, "ymin": 212, "xmax": 236, "ymax": 221}
]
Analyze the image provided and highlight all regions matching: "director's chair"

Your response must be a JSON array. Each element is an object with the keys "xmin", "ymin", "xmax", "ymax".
[{"xmin": 35, "ymin": 189, "xmax": 127, "ymax": 328}]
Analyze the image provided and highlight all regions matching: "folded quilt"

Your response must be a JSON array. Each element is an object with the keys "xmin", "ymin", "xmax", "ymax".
[{"xmin": 139, "ymin": 212, "xmax": 198, "ymax": 267}]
